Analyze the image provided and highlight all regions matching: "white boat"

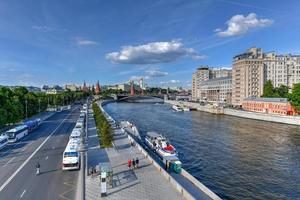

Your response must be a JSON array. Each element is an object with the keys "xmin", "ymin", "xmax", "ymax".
[
  {"xmin": 120, "ymin": 121, "xmax": 141, "ymax": 140},
  {"xmin": 182, "ymin": 106, "xmax": 190, "ymax": 111},
  {"xmin": 145, "ymin": 132, "xmax": 177, "ymax": 159},
  {"xmin": 172, "ymin": 105, "xmax": 183, "ymax": 112}
]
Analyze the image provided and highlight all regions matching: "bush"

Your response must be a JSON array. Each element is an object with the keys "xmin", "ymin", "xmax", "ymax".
[{"xmin": 92, "ymin": 102, "xmax": 113, "ymax": 148}]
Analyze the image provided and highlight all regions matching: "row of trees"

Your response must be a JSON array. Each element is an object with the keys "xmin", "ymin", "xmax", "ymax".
[
  {"xmin": 262, "ymin": 80, "xmax": 300, "ymax": 111},
  {"xmin": 0, "ymin": 86, "xmax": 87, "ymax": 128},
  {"xmin": 92, "ymin": 102, "xmax": 113, "ymax": 148}
]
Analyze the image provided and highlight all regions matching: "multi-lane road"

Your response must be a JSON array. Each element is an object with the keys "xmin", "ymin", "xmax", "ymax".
[{"xmin": 0, "ymin": 107, "xmax": 81, "ymax": 200}]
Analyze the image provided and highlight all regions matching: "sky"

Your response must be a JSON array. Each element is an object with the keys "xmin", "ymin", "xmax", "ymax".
[{"xmin": 0, "ymin": 0, "xmax": 300, "ymax": 88}]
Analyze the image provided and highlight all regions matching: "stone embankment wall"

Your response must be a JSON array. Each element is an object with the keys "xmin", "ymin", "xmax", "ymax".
[
  {"xmin": 165, "ymin": 100, "xmax": 224, "ymax": 114},
  {"xmin": 165, "ymin": 100, "xmax": 300, "ymax": 126}
]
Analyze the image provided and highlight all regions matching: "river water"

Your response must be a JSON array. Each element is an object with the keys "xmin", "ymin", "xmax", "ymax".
[{"xmin": 103, "ymin": 102, "xmax": 300, "ymax": 200}]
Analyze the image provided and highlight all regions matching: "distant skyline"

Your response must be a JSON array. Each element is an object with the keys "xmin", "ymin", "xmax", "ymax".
[{"xmin": 0, "ymin": 0, "xmax": 300, "ymax": 87}]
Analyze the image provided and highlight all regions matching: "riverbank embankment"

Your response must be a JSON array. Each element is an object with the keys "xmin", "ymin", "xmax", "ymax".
[{"xmin": 165, "ymin": 100, "xmax": 300, "ymax": 126}]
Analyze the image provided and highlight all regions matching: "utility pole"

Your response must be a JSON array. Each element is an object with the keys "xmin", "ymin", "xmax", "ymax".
[
  {"xmin": 39, "ymin": 99, "xmax": 41, "ymax": 113},
  {"xmin": 25, "ymin": 99, "xmax": 28, "ymax": 119}
]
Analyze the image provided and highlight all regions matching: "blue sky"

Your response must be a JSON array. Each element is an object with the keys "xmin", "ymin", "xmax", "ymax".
[{"xmin": 0, "ymin": 0, "xmax": 300, "ymax": 88}]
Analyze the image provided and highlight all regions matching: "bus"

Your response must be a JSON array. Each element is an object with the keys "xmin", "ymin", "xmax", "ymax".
[
  {"xmin": 23, "ymin": 118, "xmax": 41, "ymax": 132},
  {"xmin": 6, "ymin": 125, "xmax": 28, "ymax": 143},
  {"xmin": 0, "ymin": 135, "xmax": 8, "ymax": 150},
  {"xmin": 62, "ymin": 139, "xmax": 80, "ymax": 170},
  {"xmin": 69, "ymin": 129, "xmax": 82, "ymax": 140}
]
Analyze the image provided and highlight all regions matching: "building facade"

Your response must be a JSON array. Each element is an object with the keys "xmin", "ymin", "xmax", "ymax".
[
  {"xmin": 264, "ymin": 53, "xmax": 300, "ymax": 88},
  {"xmin": 242, "ymin": 97, "xmax": 298, "ymax": 116},
  {"xmin": 192, "ymin": 66, "xmax": 210, "ymax": 101},
  {"xmin": 65, "ymin": 84, "xmax": 79, "ymax": 92},
  {"xmin": 232, "ymin": 47, "xmax": 265, "ymax": 106},
  {"xmin": 200, "ymin": 77, "xmax": 232, "ymax": 104}
]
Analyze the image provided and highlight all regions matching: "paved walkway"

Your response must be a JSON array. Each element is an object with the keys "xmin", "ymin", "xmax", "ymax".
[{"xmin": 85, "ymin": 107, "xmax": 184, "ymax": 200}]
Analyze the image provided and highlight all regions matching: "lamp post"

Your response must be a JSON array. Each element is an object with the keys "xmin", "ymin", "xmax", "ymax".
[
  {"xmin": 39, "ymin": 99, "xmax": 41, "ymax": 113},
  {"xmin": 25, "ymin": 99, "xmax": 28, "ymax": 119}
]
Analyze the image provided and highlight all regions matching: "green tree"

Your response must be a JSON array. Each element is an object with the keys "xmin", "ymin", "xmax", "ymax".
[
  {"xmin": 288, "ymin": 83, "xmax": 300, "ymax": 111},
  {"xmin": 262, "ymin": 80, "xmax": 274, "ymax": 97},
  {"xmin": 274, "ymin": 84, "xmax": 289, "ymax": 98}
]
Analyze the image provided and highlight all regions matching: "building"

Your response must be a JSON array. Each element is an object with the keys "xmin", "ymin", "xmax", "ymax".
[
  {"xmin": 82, "ymin": 80, "xmax": 88, "ymax": 92},
  {"xmin": 41, "ymin": 85, "xmax": 64, "ymax": 94},
  {"xmin": 200, "ymin": 77, "xmax": 232, "ymax": 104},
  {"xmin": 232, "ymin": 47, "xmax": 265, "ymax": 106},
  {"xmin": 242, "ymin": 97, "xmax": 298, "ymax": 116},
  {"xmin": 192, "ymin": 66, "xmax": 210, "ymax": 101},
  {"xmin": 95, "ymin": 81, "xmax": 101, "ymax": 95},
  {"xmin": 192, "ymin": 66, "xmax": 232, "ymax": 102},
  {"xmin": 65, "ymin": 84, "xmax": 79, "ymax": 92},
  {"xmin": 264, "ymin": 53, "xmax": 300, "ymax": 88},
  {"xmin": 210, "ymin": 68, "xmax": 232, "ymax": 79}
]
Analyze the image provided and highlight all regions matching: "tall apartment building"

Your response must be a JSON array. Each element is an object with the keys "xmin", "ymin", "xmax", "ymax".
[
  {"xmin": 264, "ymin": 53, "xmax": 300, "ymax": 88},
  {"xmin": 192, "ymin": 66, "xmax": 232, "ymax": 102},
  {"xmin": 232, "ymin": 48, "xmax": 265, "ymax": 106},
  {"xmin": 192, "ymin": 66, "xmax": 210, "ymax": 101}
]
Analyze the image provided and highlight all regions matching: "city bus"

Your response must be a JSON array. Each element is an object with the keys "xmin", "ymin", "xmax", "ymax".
[
  {"xmin": 62, "ymin": 139, "xmax": 80, "ymax": 170},
  {"xmin": 69, "ymin": 129, "xmax": 82, "ymax": 140},
  {"xmin": 0, "ymin": 135, "xmax": 9, "ymax": 150},
  {"xmin": 6, "ymin": 125, "xmax": 28, "ymax": 143}
]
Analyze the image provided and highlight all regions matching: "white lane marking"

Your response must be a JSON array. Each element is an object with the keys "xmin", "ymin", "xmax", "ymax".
[
  {"xmin": 0, "ymin": 108, "xmax": 76, "ymax": 192},
  {"xmin": 3, "ymin": 157, "xmax": 16, "ymax": 167},
  {"xmin": 20, "ymin": 189, "xmax": 26, "ymax": 198},
  {"xmin": 45, "ymin": 156, "xmax": 48, "ymax": 160}
]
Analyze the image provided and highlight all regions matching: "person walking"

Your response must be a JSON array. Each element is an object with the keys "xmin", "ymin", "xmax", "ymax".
[
  {"xmin": 135, "ymin": 157, "xmax": 139, "ymax": 169},
  {"xmin": 132, "ymin": 158, "xmax": 135, "ymax": 170},
  {"xmin": 128, "ymin": 159, "xmax": 132, "ymax": 170}
]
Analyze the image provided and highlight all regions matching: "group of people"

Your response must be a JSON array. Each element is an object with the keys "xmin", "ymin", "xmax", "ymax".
[{"xmin": 128, "ymin": 157, "xmax": 139, "ymax": 170}]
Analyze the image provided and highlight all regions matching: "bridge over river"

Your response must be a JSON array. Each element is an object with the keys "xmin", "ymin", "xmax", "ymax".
[{"xmin": 110, "ymin": 94, "xmax": 164, "ymax": 103}]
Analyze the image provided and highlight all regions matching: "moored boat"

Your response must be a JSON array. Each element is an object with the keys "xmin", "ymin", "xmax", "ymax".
[
  {"xmin": 172, "ymin": 105, "xmax": 183, "ymax": 112},
  {"xmin": 120, "ymin": 121, "xmax": 141, "ymax": 140}
]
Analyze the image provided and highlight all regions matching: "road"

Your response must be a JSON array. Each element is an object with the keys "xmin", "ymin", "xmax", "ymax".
[{"xmin": 0, "ymin": 107, "xmax": 81, "ymax": 200}]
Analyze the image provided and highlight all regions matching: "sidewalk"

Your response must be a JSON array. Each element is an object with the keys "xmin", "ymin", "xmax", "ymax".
[{"xmin": 85, "ymin": 108, "xmax": 184, "ymax": 200}]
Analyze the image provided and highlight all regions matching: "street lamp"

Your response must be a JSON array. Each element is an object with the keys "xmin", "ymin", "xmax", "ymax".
[
  {"xmin": 38, "ymin": 99, "xmax": 41, "ymax": 113},
  {"xmin": 25, "ymin": 99, "xmax": 28, "ymax": 119}
]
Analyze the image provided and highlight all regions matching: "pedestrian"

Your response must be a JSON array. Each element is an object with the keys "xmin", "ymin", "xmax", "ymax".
[
  {"xmin": 135, "ymin": 157, "xmax": 139, "ymax": 169},
  {"xmin": 128, "ymin": 159, "xmax": 132, "ymax": 170},
  {"xmin": 132, "ymin": 158, "xmax": 135, "ymax": 169}
]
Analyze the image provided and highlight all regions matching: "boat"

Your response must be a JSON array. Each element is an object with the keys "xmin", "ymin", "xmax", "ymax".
[
  {"xmin": 119, "ymin": 121, "xmax": 141, "ymax": 140},
  {"xmin": 145, "ymin": 132, "xmax": 177, "ymax": 159},
  {"xmin": 182, "ymin": 106, "xmax": 190, "ymax": 111},
  {"xmin": 172, "ymin": 105, "xmax": 183, "ymax": 112}
]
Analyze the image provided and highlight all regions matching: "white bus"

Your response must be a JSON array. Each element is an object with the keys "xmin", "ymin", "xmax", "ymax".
[
  {"xmin": 0, "ymin": 135, "xmax": 9, "ymax": 150},
  {"xmin": 6, "ymin": 125, "xmax": 28, "ymax": 143},
  {"xmin": 69, "ymin": 129, "xmax": 82, "ymax": 140},
  {"xmin": 62, "ymin": 139, "xmax": 80, "ymax": 170}
]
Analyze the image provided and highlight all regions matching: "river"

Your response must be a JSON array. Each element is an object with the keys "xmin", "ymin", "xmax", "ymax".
[{"xmin": 103, "ymin": 102, "xmax": 300, "ymax": 200}]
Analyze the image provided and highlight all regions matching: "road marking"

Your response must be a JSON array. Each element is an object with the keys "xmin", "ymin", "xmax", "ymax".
[
  {"xmin": 20, "ymin": 189, "xmax": 26, "ymax": 198},
  {"xmin": 0, "ymin": 108, "xmax": 77, "ymax": 192},
  {"xmin": 45, "ymin": 156, "xmax": 48, "ymax": 160},
  {"xmin": 3, "ymin": 157, "xmax": 16, "ymax": 167}
]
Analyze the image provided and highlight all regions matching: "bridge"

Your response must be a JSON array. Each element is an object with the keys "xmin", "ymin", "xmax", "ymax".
[{"xmin": 110, "ymin": 94, "xmax": 165, "ymax": 103}]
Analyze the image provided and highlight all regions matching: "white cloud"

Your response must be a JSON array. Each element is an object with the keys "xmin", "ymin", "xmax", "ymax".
[
  {"xmin": 215, "ymin": 13, "xmax": 273, "ymax": 37},
  {"xmin": 130, "ymin": 75, "xmax": 150, "ymax": 81},
  {"xmin": 106, "ymin": 40, "xmax": 205, "ymax": 64},
  {"xmin": 74, "ymin": 37, "xmax": 98, "ymax": 46},
  {"xmin": 32, "ymin": 25, "xmax": 52, "ymax": 32},
  {"xmin": 145, "ymin": 69, "xmax": 168, "ymax": 77}
]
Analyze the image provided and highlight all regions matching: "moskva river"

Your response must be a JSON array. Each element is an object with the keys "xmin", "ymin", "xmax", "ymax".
[{"xmin": 103, "ymin": 102, "xmax": 300, "ymax": 200}]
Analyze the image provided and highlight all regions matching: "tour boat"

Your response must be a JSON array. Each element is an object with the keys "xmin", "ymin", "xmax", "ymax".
[
  {"xmin": 119, "ymin": 121, "xmax": 141, "ymax": 140},
  {"xmin": 145, "ymin": 132, "xmax": 177, "ymax": 159},
  {"xmin": 172, "ymin": 105, "xmax": 183, "ymax": 112}
]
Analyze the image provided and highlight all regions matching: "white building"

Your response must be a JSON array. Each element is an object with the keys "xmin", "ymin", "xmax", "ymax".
[
  {"xmin": 264, "ymin": 53, "xmax": 300, "ymax": 88},
  {"xmin": 200, "ymin": 77, "xmax": 232, "ymax": 104}
]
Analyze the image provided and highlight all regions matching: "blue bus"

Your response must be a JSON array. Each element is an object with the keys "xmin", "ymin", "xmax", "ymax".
[
  {"xmin": 23, "ymin": 118, "xmax": 41, "ymax": 132},
  {"xmin": 6, "ymin": 125, "xmax": 29, "ymax": 143}
]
